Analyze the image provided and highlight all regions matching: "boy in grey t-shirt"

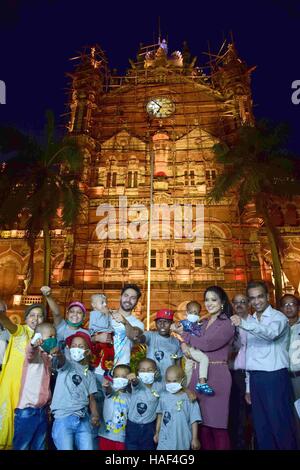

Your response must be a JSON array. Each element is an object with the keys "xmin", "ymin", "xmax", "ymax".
[
  {"xmin": 140, "ymin": 309, "xmax": 183, "ymax": 383},
  {"xmin": 98, "ymin": 364, "xmax": 132, "ymax": 450},
  {"xmin": 154, "ymin": 365, "xmax": 201, "ymax": 450},
  {"xmin": 50, "ymin": 331, "xmax": 99, "ymax": 450},
  {"xmin": 126, "ymin": 358, "xmax": 164, "ymax": 450}
]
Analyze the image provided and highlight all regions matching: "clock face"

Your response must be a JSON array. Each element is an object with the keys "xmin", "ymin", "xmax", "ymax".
[{"xmin": 146, "ymin": 97, "xmax": 175, "ymax": 118}]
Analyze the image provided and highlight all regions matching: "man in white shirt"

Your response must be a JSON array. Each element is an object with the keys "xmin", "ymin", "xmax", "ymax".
[
  {"xmin": 94, "ymin": 284, "xmax": 144, "ymax": 371},
  {"xmin": 231, "ymin": 281, "xmax": 297, "ymax": 450}
]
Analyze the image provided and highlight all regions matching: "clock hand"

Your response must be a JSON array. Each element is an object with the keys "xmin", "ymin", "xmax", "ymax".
[{"xmin": 153, "ymin": 100, "xmax": 161, "ymax": 110}]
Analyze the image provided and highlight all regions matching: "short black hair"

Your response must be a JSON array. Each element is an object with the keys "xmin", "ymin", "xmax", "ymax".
[
  {"xmin": 121, "ymin": 284, "xmax": 141, "ymax": 300},
  {"xmin": 246, "ymin": 280, "xmax": 268, "ymax": 296}
]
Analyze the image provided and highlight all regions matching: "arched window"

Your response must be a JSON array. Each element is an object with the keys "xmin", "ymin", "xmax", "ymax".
[
  {"xmin": 103, "ymin": 249, "xmax": 111, "ymax": 268},
  {"xmin": 121, "ymin": 249, "xmax": 129, "ymax": 268}
]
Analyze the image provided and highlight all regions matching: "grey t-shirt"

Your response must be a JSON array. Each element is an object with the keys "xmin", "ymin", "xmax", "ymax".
[
  {"xmin": 51, "ymin": 360, "xmax": 97, "ymax": 419},
  {"xmin": 98, "ymin": 391, "xmax": 131, "ymax": 443},
  {"xmin": 128, "ymin": 380, "xmax": 164, "ymax": 425},
  {"xmin": 56, "ymin": 319, "xmax": 90, "ymax": 345},
  {"xmin": 156, "ymin": 391, "xmax": 202, "ymax": 450},
  {"xmin": 89, "ymin": 310, "xmax": 113, "ymax": 335},
  {"xmin": 144, "ymin": 332, "xmax": 183, "ymax": 381}
]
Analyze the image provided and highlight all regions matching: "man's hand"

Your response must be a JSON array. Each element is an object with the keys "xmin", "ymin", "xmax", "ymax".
[
  {"xmin": 40, "ymin": 286, "xmax": 51, "ymax": 297},
  {"xmin": 191, "ymin": 437, "xmax": 201, "ymax": 450},
  {"xmin": 153, "ymin": 433, "xmax": 159, "ymax": 444},
  {"xmin": 111, "ymin": 311, "xmax": 126, "ymax": 324},
  {"xmin": 231, "ymin": 314, "xmax": 241, "ymax": 327},
  {"xmin": 245, "ymin": 393, "xmax": 251, "ymax": 405}
]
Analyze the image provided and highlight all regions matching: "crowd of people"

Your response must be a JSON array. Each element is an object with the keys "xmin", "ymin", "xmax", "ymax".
[{"xmin": 0, "ymin": 280, "xmax": 299, "ymax": 451}]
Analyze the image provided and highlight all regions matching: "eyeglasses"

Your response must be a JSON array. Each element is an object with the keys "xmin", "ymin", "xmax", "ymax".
[
  {"xmin": 232, "ymin": 300, "xmax": 247, "ymax": 305},
  {"xmin": 282, "ymin": 302, "xmax": 298, "ymax": 307}
]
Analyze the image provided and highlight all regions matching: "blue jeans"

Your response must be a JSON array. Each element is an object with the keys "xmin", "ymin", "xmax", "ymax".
[
  {"xmin": 13, "ymin": 407, "xmax": 48, "ymax": 450},
  {"xmin": 52, "ymin": 414, "xmax": 93, "ymax": 450}
]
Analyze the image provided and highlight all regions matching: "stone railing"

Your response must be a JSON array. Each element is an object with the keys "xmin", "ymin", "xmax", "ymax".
[{"xmin": 13, "ymin": 295, "xmax": 43, "ymax": 306}]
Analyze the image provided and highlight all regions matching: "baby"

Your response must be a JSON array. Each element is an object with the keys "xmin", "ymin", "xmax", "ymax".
[
  {"xmin": 172, "ymin": 301, "xmax": 214, "ymax": 396},
  {"xmin": 89, "ymin": 294, "xmax": 114, "ymax": 372}
]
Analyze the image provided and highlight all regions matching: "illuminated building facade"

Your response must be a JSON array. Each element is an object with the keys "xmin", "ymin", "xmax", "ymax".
[{"xmin": 1, "ymin": 40, "xmax": 300, "ymax": 325}]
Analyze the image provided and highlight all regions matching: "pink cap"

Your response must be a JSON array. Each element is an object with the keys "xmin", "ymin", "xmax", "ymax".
[{"xmin": 67, "ymin": 301, "xmax": 87, "ymax": 316}]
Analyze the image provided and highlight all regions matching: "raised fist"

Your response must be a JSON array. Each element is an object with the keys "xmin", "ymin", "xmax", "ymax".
[{"xmin": 40, "ymin": 286, "xmax": 51, "ymax": 297}]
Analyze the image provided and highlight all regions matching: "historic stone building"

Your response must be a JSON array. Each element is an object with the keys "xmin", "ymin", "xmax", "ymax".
[{"xmin": 1, "ymin": 39, "xmax": 300, "ymax": 326}]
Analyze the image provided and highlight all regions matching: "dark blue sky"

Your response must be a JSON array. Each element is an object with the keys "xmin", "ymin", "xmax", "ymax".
[{"xmin": 0, "ymin": 0, "xmax": 299, "ymax": 151}]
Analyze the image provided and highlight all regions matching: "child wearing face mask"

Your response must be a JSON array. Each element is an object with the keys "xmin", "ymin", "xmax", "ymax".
[
  {"xmin": 175, "ymin": 301, "xmax": 214, "ymax": 396},
  {"xmin": 125, "ymin": 358, "xmax": 164, "ymax": 450},
  {"xmin": 98, "ymin": 364, "xmax": 132, "ymax": 450},
  {"xmin": 13, "ymin": 322, "xmax": 58, "ymax": 450},
  {"xmin": 154, "ymin": 365, "xmax": 201, "ymax": 450},
  {"xmin": 50, "ymin": 331, "xmax": 99, "ymax": 450}
]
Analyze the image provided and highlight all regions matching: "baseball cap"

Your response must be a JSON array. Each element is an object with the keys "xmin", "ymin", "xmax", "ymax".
[{"xmin": 155, "ymin": 309, "xmax": 174, "ymax": 321}]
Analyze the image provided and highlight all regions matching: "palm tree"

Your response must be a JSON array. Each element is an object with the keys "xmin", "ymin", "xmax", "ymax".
[
  {"xmin": 207, "ymin": 119, "xmax": 299, "ymax": 306},
  {"xmin": 0, "ymin": 110, "xmax": 84, "ymax": 289}
]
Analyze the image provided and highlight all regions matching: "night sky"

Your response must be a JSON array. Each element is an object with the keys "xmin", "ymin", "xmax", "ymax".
[{"xmin": 0, "ymin": 0, "xmax": 299, "ymax": 153}]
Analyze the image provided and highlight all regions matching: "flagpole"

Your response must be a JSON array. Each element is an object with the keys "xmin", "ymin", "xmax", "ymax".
[{"xmin": 146, "ymin": 143, "xmax": 154, "ymax": 330}]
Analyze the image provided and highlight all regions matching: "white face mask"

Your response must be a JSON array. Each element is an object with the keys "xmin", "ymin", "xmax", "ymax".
[
  {"xmin": 138, "ymin": 372, "xmax": 155, "ymax": 385},
  {"xmin": 112, "ymin": 377, "xmax": 129, "ymax": 391},
  {"xmin": 70, "ymin": 347, "xmax": 86, "ymax": 362},
  {"xmin": 166, "ymin": 382, "xmax": 182, "ymax": 394},
  {"xmin": 187, "ymin": 314, "xmax": 200, "ymax": 323}
]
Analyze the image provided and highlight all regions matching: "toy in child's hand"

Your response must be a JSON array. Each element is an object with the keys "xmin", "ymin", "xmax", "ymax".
[
  {"xmin": 31, "ymin": 332, "xmax": 43, "ymax": 346},
  {"xmin": 180, "ymin": 319, "xmax": 202, "ymax": 333}
]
